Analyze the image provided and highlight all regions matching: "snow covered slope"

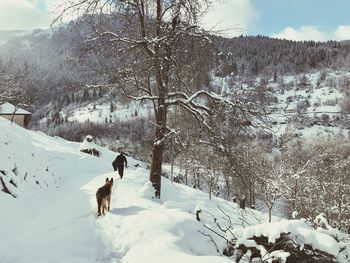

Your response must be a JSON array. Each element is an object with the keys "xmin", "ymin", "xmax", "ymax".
[
  {"xmin": 66, "ymin": 101, "xmax": 151, "ymax": 124},
  {"xmin": 39, "ymin": 69, "xmax": 350, "ymax": 143},
  {"xmin": 0, "ymin": 117, "xmax": 266, "ymax": 262},
  {"xmin": 1, "ymin": 117, "xmax": 348, "ymax": 263},
  {"xmin": 0, "ymin": 117, "xmax": 117, "ymax": 262},
  {"xmin": 210, "ymin": 70, "xmax": 350, "ymax": 140}
]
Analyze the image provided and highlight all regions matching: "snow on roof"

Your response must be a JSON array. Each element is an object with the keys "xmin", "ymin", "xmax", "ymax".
[
  {"xmin": 0, "ymin": 102, "xmax": 31, "ymax": 115},
  {"xmin": 285, "ymin": 104, "xmax": 296, "ymax": 110}
]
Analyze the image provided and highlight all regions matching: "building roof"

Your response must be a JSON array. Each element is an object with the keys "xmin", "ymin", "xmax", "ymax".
[
  {"xmin": 0, "ymin": 102, "xmax": 31, "ymax": 115},
  {"xmin": 285, "ymin": 105, "xmax": 296, "ymax": 111}
]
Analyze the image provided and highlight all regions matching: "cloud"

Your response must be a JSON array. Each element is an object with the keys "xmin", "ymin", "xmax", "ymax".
[
  {"xmin": 272, "ymin": 26, "xmax": 327, "ymax": 41},
  {"xmin": 27, "ymin": 0, "xmax": 48, "ymax": 11},
  {"xmin": 273, "ymin": 25, "xmax": 350, "ymax": 42},
  {"xmin": 334, "ymin": 25, "xmax": 350, "ymax": 41},
  {"xmin": 201, "ymin": 0, "xmax": 257, "ymax": 37},
  {"xmin": 0, "ymin": 0, "xmax": 52, "ymax": 30}
]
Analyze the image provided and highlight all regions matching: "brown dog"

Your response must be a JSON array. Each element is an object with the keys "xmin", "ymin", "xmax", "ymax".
[{"xmin": 96, "ymin": 177, "xmax": 113, "ymax": 216}]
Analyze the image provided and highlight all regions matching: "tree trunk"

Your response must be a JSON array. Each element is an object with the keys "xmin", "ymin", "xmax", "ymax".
[
  {"xmin": 149, "ymin": 97, "xmax": 166, "ymax": 198},
  {"xmin": 149, "ymin": 97, "xmax": 167, "ymax": 197},
  {"xmin": 150, "ymin": 140, "xmax": 165, "ymax": 198},
  {"xmin": 149, "ymin": 70, "xmax": 167, "ymax": 198},
  {"xmin": 224, "ymin": 174, "xmax": 230, "ymax": 199},
  {"xmin": 149, "ymin": 0, "xmax": 167, "ymax": 199},
  {"xmin": 293, "ymin": 179, "xmax": 298, "ymax": 210},
  {"xmin": 209, "ymin": 179, "xmax": 212, "ymax": 200},
  {"xmin": 170, "ymin": 143, "xmax": 174, "ymax": 183}
]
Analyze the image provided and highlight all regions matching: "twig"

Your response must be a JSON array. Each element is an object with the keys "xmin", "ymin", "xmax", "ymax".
[
  {"xmin": 203, "ymin": 224, "xmax": 233, "ymax": 244},
  {"xmin": 199, "ymin": 230, "xmax": 220, "ymax": 253}
]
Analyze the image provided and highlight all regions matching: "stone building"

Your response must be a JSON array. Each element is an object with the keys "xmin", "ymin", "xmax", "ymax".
[{"xmin": 0, "ymin": 102, "xmax": 31, "ymax": 128}]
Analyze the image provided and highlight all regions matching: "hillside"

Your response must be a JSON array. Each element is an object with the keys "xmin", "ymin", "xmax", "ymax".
[
  {"xmin": 1, "ymin": 24, "xmax": 350, "ymax": 110},
  {"xmin": 219, "ymin": 35, "xmax": 350, "ymax": 75},
  {"xmin": 1, "ymin": 117, "xmax": 349, "ymax": 263},
  {"xmin": 1, "ymin": 24, "xmax": 350, "ymax": 145},
  {"xmin": 29, "ymin": 68, "xmax": 350, "ymax": 146}
]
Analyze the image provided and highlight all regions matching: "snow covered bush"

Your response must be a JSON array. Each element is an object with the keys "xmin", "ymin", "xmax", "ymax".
[
  {"xmin": 197, "ymin": 203, "xmax": 349, "ymax": 263},
  {"xmin": 282, "ymin": 137, "xmax": 350, "ymax": 232},
  {"xmin": 224, "ymin": 219, "xmax": 349, "ymax": 263},
  {"xmin": 211, "ymin": 212, "xmax": 349, "ymax": 263}
]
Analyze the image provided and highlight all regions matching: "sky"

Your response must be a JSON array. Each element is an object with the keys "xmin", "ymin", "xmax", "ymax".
[{"xmin": 0, "ymin": 0, "xmax": 350, "ymax": 41}]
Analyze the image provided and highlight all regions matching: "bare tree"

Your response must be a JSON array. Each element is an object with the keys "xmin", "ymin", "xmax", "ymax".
[
  {"xmin": 56, "ymin": 0, "xmax": 257, "ymax": 198},
  {"xmin": 256, "ymin": 161, "xmax": 284, "ymax": 222}
]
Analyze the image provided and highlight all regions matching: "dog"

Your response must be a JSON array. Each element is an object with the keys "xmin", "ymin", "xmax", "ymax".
[{"xmin": 96, "ymin": 177, "xmax": 113, "ymax": 216}]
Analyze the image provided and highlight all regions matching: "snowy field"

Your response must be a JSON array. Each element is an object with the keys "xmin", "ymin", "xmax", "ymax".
[
  {"xmin": 1, "ymin": 117, "xmax": 349, "ymax": 263},
  {"xmin": 66, "ymin": 101, "xmax": 152, "ymax": 124}
]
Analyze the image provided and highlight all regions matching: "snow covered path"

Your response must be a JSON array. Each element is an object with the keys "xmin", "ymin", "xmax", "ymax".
[
  {"xmin": 1, "ymin": 169, "xmax": 107, "ymax": 263},
  {"xmin": 1, "ymin": 160, "xmax": 268, "ymax": 263},
  {"xmin": 82, "ymin": 165, "xmax": 270, "ymax": 263}
]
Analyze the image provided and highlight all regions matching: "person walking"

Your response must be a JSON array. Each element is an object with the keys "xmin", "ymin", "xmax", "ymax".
[{"xmin": 112, "ymin": 152, "xmax": 128, "ymax": 179}]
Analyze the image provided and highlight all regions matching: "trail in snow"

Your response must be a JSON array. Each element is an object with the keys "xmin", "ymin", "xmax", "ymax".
[
  {"xmin": 83, "ymin": 164, "xmax": 272, "ymax": 263},
  {"xmin": 2, "ymin": 172, "xmax": 106, "ymax": 263}
]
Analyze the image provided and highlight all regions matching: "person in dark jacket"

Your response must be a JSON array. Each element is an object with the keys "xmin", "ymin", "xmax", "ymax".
[{"xmin": 112, "ymin": 152, "xmax": 128, "ymax": 179}]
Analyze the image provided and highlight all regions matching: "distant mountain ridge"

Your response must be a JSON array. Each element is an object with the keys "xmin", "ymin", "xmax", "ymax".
[
  {"xmin": 0, "ymin": 30, "xmax": 32, "ymax": 44},
  {"xmin": 2, "ymin": 22, "xmax": 350, "ymax": 80},
  {"xmin": 217, "ymin": 35, "xmax": 350, "ymax": 77}
]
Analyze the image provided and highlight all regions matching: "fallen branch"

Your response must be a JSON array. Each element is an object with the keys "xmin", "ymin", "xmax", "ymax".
[{"xmin": 0, "ymin": 176, "xmax": 17, "ymax": 198}]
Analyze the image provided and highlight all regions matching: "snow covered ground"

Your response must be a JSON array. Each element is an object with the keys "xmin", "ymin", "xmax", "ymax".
[
  {"xmin": 66, "ymin": 101, "xmax": 152, "ymax": 124},
  {"xmin": 1, "ymin": 117, "xmax": 349, "ymax": 263},
  {"xmin": 0, "ymin": 117, "xmax": 267, "ymax": 262},
  {"xmin": 0, "ymin": 117, "xmax": 115, "ymax": 263}
]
